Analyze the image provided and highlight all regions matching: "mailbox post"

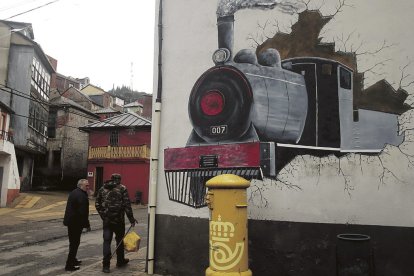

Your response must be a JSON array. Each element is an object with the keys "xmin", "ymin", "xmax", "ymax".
[{"xmin": 205, "ymin": 174, "xmax": 252, "ymax": 276}]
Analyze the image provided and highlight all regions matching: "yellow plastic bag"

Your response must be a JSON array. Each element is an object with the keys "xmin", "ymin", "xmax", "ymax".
[{"xmin": 124, "ymin": 231, "xmax": 141, "ymax": 252}]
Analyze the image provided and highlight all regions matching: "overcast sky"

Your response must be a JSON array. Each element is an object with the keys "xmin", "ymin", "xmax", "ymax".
[{"xmin": 0, "ymin": 0, "xmax": 156, "ymax": 93}]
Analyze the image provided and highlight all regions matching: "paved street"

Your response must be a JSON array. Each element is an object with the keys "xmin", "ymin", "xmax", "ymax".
[{"xmin": 0, "ymin": 191, "xmax": 158, "ymax": 276}]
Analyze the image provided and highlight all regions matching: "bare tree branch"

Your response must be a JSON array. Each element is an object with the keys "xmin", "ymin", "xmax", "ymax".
[
  {"xmin": 335, "ymin": 29, "xmax": 357, "ymax": 52},
  {"xmin": 299, "ymin": 0, "xmax": 311, "ymax": 10},
  {"xmin": 360, "ymin": 58, "xmax": 391, "ymax": 75},
  {"xmin": 356, "ymin": 40, "xmax": 396, "ymax": 56},
  {"xmin": 399, "ymin": 59, "xmax": 414, "ymax": 89},
  {"xmin": 330, "ymin": 0, "xmax": 354, "ymax": 17}
]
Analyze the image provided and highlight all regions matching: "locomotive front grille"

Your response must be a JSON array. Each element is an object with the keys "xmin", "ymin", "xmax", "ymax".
[{"xmin": 165, "ymin": 167, "xmax": 261, "ymax": 208}]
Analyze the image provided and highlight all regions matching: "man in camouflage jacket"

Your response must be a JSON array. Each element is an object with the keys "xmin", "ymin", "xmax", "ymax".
[{"xmin": 95, "ymin": 173, "xmax": 137, "ymax": 273}]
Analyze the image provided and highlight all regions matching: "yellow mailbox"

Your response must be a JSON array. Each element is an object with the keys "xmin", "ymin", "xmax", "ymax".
[{"xmin": 205, "ymin": 174, "xmax": 252, "ymax": 276}]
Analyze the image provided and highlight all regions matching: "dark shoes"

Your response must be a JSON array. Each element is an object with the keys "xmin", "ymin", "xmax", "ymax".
[
  {"xmin": 116, "ymin": 258, "xmax": 129, "ymax": 267},
  {"xmin": 102, "ymin": 258, "xmax": 129, "ymax": 273},
  {"xmin": 74, "ymin": 259, "xmax": 82, "ymax": 265},
  {"xmin": 65, "ymin": 265, "xmax": 80, "ymax": 271}
]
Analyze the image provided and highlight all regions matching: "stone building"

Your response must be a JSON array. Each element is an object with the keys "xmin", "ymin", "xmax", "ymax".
[
  {"xmin": 55, "ymin": 73, "xmax": 89, "ymax": 93},
  {"xmin": 36, "ymin": 96, "xmax": 99, "ymax": 189},
  {"xmin": 56, "ymin": 86, "xmax": 103, "ymax": 112}
]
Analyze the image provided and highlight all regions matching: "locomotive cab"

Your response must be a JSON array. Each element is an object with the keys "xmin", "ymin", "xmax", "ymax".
[{"xmin": 281, "ymin": 58, "xmax": 354, "ymax": 150}]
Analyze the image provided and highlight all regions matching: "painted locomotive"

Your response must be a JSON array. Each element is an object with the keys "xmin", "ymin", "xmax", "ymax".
[
  {"xmin": 187, "ymin": 15, "xmax": 402, "ymax": 152},
  {"xmin": 164, "ymin": 13, "xmax": 404, "ymax": 207}
]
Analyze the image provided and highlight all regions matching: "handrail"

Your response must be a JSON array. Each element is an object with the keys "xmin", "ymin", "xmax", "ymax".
[
  {"xmin": 87, "ymin": 145, "xmax": 150, "ymax": 159},
  {"xmin": 0, "ymin": 130, "xmax": 14, "ymax": 143}
]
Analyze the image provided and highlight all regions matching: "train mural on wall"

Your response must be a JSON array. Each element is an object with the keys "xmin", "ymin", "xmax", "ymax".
[{"xmin": 164, "ymin": 0, "xmax": 410, "ymax": 207}]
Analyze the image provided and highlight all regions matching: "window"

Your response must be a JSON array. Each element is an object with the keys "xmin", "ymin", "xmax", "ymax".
[
  {"xmin": 30, "ymin": 57, "xmax": 50, "ymax": 101},
  {"xmin": 340, "ymin": 67, "xmax": 352, "ymax": 89},
  {"xmin": 53, "ymin": 150, "xmax": 61, "ymax": 167},
  {"xmin": 353, "ymin": 110, "xmax": 359, "ymax": 122},
  {"xmin": 321, "ymin": 64, "xmax": 332, "ymax": 76},
  {"xmin": 48, "ymin": 110, "xmax": 57, "ymax": 138},
  {"xmin": 110, "ymin": 130, "xmax": 119, "ymax": 146},
  {"xmin": 28, "ymin": 100, "xmax": 48, "ymax": 136}
]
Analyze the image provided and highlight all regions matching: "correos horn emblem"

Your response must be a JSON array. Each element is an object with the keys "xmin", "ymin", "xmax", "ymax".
[{"xmin": 209, "ymin": 215, "xmax": 244, "ymax": 271}]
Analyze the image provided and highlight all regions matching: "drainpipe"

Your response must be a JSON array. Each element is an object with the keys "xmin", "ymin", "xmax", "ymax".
[
  {"xmin": 148, "ymin": 0, "xmax": 163, "ymax": 274},
  {"xmin": 61, "ymin": 106, "xmax": 68, "ymax": 180}
]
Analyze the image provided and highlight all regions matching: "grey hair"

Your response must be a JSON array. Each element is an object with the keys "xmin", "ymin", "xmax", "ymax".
[{"xmin": 77, "ymin": 179, "xmax": 88, "ymax": 188}]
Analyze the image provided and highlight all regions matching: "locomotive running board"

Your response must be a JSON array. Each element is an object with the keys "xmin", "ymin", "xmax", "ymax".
[{"xmin": 164, "ymin": 142, "xmax": 275, "ymax": 208}]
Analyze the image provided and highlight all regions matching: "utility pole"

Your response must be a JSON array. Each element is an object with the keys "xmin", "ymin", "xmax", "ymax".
[{"xmin": 130, "ymin": 62, "xmax": 134, "ymax": 91}]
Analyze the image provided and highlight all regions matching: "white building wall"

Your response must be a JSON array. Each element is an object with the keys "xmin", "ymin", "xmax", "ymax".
[
  {"xmin": 154, "ymin": 0, "xmax": 414, "ymax": 228},
  {"xmin": 0, "ymin": 141, "xmax": 20, "ymax": 207}
]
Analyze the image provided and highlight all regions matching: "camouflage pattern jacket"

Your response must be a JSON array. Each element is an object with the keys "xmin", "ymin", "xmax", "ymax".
[{"xmin": 95, "ymin": 181, "xmax": 135, "ymax": 226}]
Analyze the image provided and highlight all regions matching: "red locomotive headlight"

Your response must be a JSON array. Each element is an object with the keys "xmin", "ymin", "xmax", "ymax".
[
  {"xmin": 189, "ymin": 65, "xmax": 253, "ymax": 143},
  {"xmin": 200, "ymin": 90, "xmax": 224, "ymax": 116}
]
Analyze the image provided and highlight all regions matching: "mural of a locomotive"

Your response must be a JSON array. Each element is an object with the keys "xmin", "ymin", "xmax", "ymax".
[{"xmin": 164, "ymin": 6, "xmax": 405, "ymax": 207}]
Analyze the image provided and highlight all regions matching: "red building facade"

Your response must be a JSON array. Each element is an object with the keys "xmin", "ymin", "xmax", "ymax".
[{"xmin": 81, "ymin": 113, "xmax": 151, "ymax": 204}]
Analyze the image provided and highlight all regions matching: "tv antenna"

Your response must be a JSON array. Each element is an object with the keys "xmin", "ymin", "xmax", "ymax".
[{"xmin": 130, "ymin": 62, "xmax": 134, "ymax": 91}]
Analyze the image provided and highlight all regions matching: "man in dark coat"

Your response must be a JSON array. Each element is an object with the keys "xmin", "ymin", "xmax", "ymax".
[
  {"xmin": 63, "ymin": 179, "xmax": 91, "ymax": 271},
  {"xmin": 95, "ymin": 173, "xmax": 137, "ymax": 273}
]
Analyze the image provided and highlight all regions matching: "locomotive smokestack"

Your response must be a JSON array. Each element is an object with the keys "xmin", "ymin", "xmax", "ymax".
[
  {"xmin": 216, "ymin": 0, "xmax": 303, "ymax": 58},
  {"xmin": 217, "ymin": 0, "xmax": 278, "ymax": 18},
  {"xmin": 217, "ymin": 15, "xmax": 235, "ymax": 58}
]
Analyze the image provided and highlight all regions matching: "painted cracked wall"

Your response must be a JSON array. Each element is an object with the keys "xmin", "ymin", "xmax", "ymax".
[
  {"xmin": 157, "ymin": 0, "xmax": 414, "ymax": 224},
  {"xmin": 154, "ymin": 0, "xmax": 414, "ymax": 274}
]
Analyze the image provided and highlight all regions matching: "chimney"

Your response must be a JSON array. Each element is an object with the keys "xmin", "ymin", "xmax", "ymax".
[{"xmin": 217, "ymin": 15, "xmax": 234, "ymax": 59}]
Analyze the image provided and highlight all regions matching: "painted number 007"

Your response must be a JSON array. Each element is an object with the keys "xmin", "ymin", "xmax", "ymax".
[{"xmin": 210, "ymin": 125, "xmax": 227, "ymax": 135}]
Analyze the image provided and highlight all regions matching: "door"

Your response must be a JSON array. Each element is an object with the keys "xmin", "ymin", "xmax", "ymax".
[
  {"xmin": 290, "ymin": 63, "xmax": 317, "ymax": 146},
  {"xmin": 94, "ymin": 167, "xmax": 103, "ymax": 196}
]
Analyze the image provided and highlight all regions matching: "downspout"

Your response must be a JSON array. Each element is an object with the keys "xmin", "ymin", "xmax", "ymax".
[
  {"xmin": 61, "ymin": 106, "xmax": 68, "ymax": 180},
  {"xmin": 148, "ymin": 0, "xmax": 163, "ymax": 274}
]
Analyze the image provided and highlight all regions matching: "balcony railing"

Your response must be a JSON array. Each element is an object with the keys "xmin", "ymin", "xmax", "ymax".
[
  {"xmin": 0, "ymin": 130, "xmax": 13, "ymax": 143},
  {"xmin": 88, "ymin": 145, "xmax": 150, "ymax": 160}
]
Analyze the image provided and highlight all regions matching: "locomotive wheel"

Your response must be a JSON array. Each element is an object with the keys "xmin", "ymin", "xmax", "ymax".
[{"xmin": 188, "ymin": 65, "xmax": 253, "ymax": 142}]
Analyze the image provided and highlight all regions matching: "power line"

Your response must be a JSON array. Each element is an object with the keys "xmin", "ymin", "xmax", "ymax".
[
  {"xmin": 0, "ymin": 0, "xmax": 43, "ymax": 13},
  {"xmin": 1, "ymin": 84, "xmax": 100, "ymax": 121},
  {"xmin": 12, "ymin": 111, "xmax": 83, "ymax": 130},
  {"xmin": 5, "ymin": 0, "xmax": 62, "ymax": 20},
  {"xmin": 0, "ymin": 84, "xmax": 50, "ymax": 106},
  {"xmin": 1, "ymin": 84, "xmax": 139, "ymax": 128},
  {"xmin": 1, "ymin": 85, "xmax": 100, "ymax": 124}
]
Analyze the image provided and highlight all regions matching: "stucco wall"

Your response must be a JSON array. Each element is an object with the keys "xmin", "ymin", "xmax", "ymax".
[
  {"xmin": 155, "ymin": 0, "xmax": 414, "ymax": 226},
  {"xmin": 87, "ymin": 128, "xmax": 151, "ymax": 203},
  {"xmin": 89, "ymin": 129, "xmax": 151, "ymax": 147},
  {"xmin": 0, "ymin": 141, "xmax": 20, "ymax": 207}
]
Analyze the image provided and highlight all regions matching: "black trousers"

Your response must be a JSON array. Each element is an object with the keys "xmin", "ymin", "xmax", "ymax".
[
  {"xmin": 103, "ymin": 223, "xmax": 125, "ymax": 266},
  {"xmin": 66, "ymin": 224, "xmax": 83, "ymax": 266}
]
